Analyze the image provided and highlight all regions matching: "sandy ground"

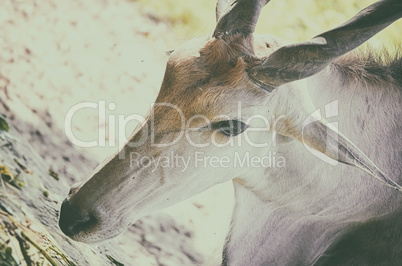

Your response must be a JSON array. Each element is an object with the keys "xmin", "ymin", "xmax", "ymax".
[{"xmin": 0, "ymin": 0, "xmax": 234, "ymax": 264}]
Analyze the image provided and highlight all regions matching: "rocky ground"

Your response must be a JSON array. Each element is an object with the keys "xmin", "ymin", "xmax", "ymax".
[{"xmin": 0, "ymin": 0, "xmax": 233, "ymax": 265}]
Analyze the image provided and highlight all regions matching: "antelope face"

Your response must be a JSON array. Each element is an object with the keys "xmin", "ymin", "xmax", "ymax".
[
  {"xmin": 59, "ymin": 34, "xmax": 285, "ymax": 242},
  {"xmin": 59, "ymin": 0, "xmax": 402, "ymax": 243}
]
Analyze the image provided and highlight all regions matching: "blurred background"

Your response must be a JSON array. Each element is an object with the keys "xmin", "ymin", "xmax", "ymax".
[
  {"xmin": 138, "ymin": 0, "xmax": 401, "ymax": 46},
  {"xmin": 0, "ymin": 0, "xmax": 400, "ymax": 264}
]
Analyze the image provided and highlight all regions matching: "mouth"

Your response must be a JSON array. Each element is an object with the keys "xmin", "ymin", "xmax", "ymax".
[
  {"xmin": 59, "ymin": 199, "xmax": 131, "ymax": 243},
  {"xmin": 60, "ymin": 215, "xmax": 98, "ymax": 238}
]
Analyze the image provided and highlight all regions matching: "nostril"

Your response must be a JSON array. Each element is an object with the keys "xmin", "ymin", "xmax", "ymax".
[{"xmin": 59, "ymin": 199, "xmax": 97, "ymax": 237}]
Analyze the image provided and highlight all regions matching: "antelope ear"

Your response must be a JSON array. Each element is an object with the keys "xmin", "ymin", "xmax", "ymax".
[
  {"xmin": 275, "ymin": 110, "xmax": 402, "ymax": 191},
  {"xmin": 249, "ymin": 0, "xmax": 402, "ymax": 88}
]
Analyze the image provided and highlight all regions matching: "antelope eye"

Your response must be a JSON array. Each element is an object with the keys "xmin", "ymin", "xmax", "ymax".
[{"xmin": 211, "ymin": 120, "xmax": 249, "ymax": 137}]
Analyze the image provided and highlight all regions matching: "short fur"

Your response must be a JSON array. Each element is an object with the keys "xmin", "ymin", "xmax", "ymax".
[{"xmin": 333, "ymin": 47, "xmax": 402, "ymax": 88}]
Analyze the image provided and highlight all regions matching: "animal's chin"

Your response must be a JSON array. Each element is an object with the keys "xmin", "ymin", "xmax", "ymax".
[{"xmin": 68, "ymin": 224, "xmax": 129, "ymax": 244}]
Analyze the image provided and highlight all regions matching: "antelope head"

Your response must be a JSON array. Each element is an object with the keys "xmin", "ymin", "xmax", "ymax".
[{"xmin": 59, "ymin": 0, "xmax": 402, "ymax": 242}]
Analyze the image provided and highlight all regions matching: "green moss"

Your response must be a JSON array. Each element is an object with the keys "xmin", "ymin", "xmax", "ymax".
[
  {"xmin": 48, "ymin": 168, "xmax": 59, "ymax": 181},
  {"xmin": 0, "ymin": 114, "xmax": 9, "ymax": 132},
  {"xmin": 0, "ymin": 243, "xmax": 18, "ymax": 266},
  {"xmin": 106, "ymin": 254, "xmax": 124, "ymax": 266}
]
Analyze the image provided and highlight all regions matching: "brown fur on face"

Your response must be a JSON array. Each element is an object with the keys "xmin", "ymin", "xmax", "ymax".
[
  {"xmin": 149, "ymin": 34, "xmax": 269, "ymax": 134},
  {"xmin": 157, "ymin": 35, "xmax": 262, "ymax": 99}
]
